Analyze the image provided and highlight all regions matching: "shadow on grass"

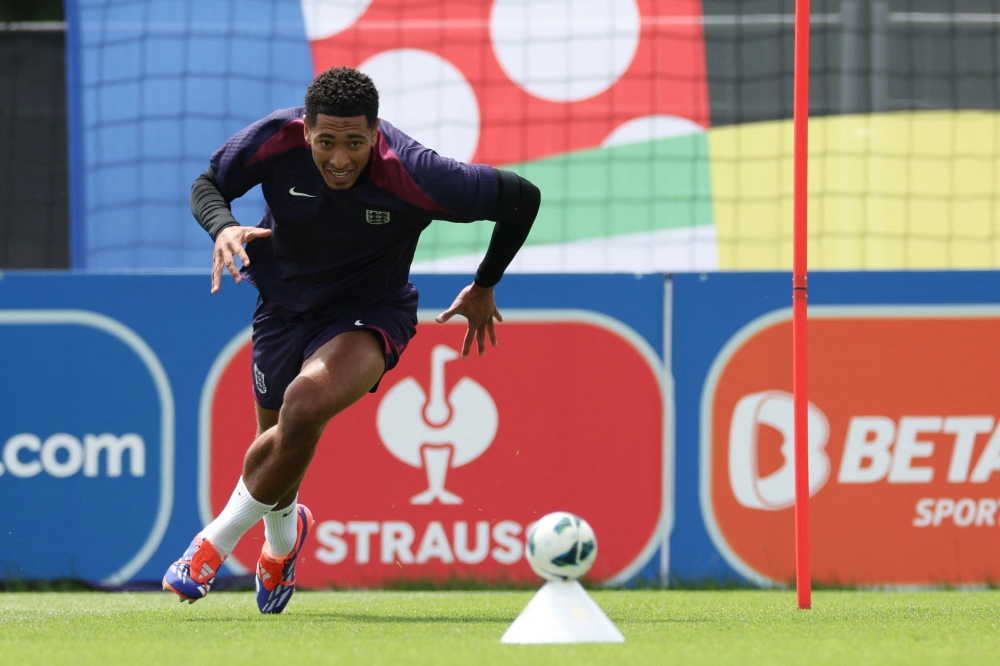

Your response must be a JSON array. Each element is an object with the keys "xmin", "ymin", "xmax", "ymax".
[
  {"xmin": 285, "ymin": 610, "xmax": 511, "ymax": 624},
  {"xmin": 0, "ymin": 575, "xmax": 258, "ymax": 593},
  {"xmin": 172, "ymin": 608, "xmax": 514, "ymax": 625},
  {"xmin": 0, "ymin": 578, "xmax": 95, "ymax": 592}
]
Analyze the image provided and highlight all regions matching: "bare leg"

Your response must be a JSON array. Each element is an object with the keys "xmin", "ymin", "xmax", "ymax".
[
  {"xmin": 253, "ymin": 405, "xmax": 291, "ymax": 506},
  {"xmin": 255, "ymin": 404, "xmax": 279, "ymax": 438},
  {"xmin": 242, "ymin": 330, "xmax": 384, "ymax": 505},
  {"xmin": 255, "ymin": 405, "xmax": 311, "ymax": 512}
]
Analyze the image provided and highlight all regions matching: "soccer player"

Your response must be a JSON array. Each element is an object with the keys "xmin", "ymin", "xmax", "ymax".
[{"xmin": 162, "ymin": 67, "xmax": 539, "ymax": 613}]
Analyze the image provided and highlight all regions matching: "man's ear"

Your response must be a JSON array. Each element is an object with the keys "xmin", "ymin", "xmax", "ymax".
[
  {"xmin": 303, "ymin": 116, "xmax": 311, "ymax": 142},
  {"xmin": 371, "ymin": 118, "xmax": 380, "ymax": 138}
]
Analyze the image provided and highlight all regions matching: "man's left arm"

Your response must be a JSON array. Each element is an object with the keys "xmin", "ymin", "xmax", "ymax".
[{"xmin": 436, "ymin": 169, "xmax": 541, "ymax": 358}]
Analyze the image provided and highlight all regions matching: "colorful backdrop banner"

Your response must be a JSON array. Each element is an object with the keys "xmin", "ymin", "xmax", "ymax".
[
  {"xmin": 67, "ymin": 2, "xmax": 1000, "ymax": 273},
  {"xmin": 67, "ymin": 0, "xmax": 716, "ymax": 273}
]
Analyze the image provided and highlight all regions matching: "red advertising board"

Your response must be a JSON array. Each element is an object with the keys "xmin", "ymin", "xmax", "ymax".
[
  {"xmin": 201, "ymin": 312, "xmax": 665, "ymax": 586},
  {"xmin": 703, "ymin": 306, "xmax": 1000, "ymax": 586}
]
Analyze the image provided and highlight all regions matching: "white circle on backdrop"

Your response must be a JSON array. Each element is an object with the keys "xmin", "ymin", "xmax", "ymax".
[
  {"xmin": 359, "ymin": 49, "xmax": 481, "ymax": 162},
  {"xmin": 300, "ymin": 0, "xmax": 375, "ymax": 41},
  {"xmin": 490, "ymin": 0, "xmax": 641, "ymax": 103},
  {"xmin": 602, "ymin": 115, "xmax": 705, "ymax": 147}
]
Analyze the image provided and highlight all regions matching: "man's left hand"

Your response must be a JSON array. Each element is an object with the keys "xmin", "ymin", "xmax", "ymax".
[{"xmin": 436, "ymin": 283, "xmax": 503, "ymax": 359}]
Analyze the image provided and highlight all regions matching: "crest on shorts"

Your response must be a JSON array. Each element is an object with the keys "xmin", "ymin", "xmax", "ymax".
[
  {"xmin": 366, "ymin": 210, "xmax": 391, "ymax": 225},
  {"xmin": 253, "ymin": 363, "xmax": 267, "ymax": 394}
]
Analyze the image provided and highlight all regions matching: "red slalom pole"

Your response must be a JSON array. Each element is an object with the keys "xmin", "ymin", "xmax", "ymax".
[{"xmin": 792, "ymin": 0, "xmax": 811, "ymax": 610}]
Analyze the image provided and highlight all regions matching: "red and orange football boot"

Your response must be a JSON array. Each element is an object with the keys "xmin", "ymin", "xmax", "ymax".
[
  {"xmin": 255, "ymin": 504, "xmax": 314, "ymax": 614},
  {"xmin": 162, "ymin": 535, "xmax": 225, "ymax": 603}
]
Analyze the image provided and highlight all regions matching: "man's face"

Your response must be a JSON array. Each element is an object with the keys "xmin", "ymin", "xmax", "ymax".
[{"xmin": 303, "ymin": 113, "xmax": 378, "ymax": 190}]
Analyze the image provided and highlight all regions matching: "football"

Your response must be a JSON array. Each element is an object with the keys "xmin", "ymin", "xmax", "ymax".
[{"xmin": 525, "ymin": 511, "xmax": 598, "ymax": 581}]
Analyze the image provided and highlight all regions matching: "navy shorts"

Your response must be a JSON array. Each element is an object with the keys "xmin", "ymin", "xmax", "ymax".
[{"xmin": 250, "ymin": 284, "xmax": 418, "ymax": 411}]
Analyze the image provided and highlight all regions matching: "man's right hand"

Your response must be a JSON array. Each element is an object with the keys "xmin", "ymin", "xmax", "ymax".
[{"xmin": 211, "ymin": 225, "xmax": 272, "ymax": 293}]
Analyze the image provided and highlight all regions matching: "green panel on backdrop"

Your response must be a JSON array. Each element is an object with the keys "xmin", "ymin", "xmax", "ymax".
[{"xmin": 414, "ymin": 132, "xmax": 714, "ymax": 262}]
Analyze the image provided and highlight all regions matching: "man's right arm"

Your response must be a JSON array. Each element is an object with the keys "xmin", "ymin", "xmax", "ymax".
[
  {"xmin": 194, "ymin": 110, "xmax": 307, "ymax": 292},
  {"xmin": 191, "ymin": 166, "xmax": 272, "ymax": 293},
  {"xmin": 190, "ymin": 168, "xmax": 240, "ymax": 241},
  {"xmin": 194, "ymin": 108, "xmax": 305, "ymax": 238}
]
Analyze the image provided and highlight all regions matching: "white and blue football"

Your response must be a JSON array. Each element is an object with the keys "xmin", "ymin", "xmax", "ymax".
[{"xmin": 525, "ymin": 511, "xmax": 598, "ymax": 581}]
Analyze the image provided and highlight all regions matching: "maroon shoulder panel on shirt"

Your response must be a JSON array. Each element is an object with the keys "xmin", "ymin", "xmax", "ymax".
[
  {"xmin": 368, "ymin": 130, "xmax": 448, "ymax": 214},
  {"xmin": 248, "ymin": 119, "xmax": 307, "ymax": 165}
]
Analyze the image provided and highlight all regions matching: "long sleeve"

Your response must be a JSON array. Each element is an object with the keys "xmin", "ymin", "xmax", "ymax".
[
  {"xmin": 474, "ymin": 169, "xmax": 541, "ymax": 288},
  {"xmin": 190, "ymin": 168, "xmax": 239, "ymax": 241}
]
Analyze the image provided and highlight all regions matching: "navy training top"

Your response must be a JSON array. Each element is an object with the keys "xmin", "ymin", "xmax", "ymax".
[{"xmin": 209, "ymin": 106, "xmax": 499, "ymax": 315}]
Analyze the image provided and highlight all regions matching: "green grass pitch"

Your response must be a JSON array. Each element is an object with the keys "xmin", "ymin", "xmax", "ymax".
[{"xmin": 2, "ymin": 590, "xmax": 999, "ymax": 665}]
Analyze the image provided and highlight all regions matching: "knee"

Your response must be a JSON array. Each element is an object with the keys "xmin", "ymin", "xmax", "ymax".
[{"xmin": 278, "ymin": 377, "xmax": 337, "ymax": 442}]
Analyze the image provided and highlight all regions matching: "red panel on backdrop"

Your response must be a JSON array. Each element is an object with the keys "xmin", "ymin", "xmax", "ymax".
[
  {"xmin": 307, "ymin": 0, "xmax": 710, "ymax": 165},
  {"xmin": 706, "ymin": 310, "xmax": 1000, "ymax": 586},
  {"xmin": 205, "ymin": 317, "xmax": 663, "ymax": 586}
]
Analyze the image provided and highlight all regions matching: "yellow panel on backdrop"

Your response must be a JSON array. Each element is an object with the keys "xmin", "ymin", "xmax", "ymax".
[{"xmin": 710, "ymin": 111, "xmax": 1000, "ymax": 269}]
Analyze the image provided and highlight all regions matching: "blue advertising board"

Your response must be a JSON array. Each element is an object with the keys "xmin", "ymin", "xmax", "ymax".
[{"xmin": 0, "ymin": 272, "xmax": 666, "ymax": 585}]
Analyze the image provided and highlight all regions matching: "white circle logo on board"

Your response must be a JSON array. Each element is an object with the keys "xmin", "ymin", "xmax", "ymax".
[
  {"xmin": 728, "ymin": 391, "xmax": 830, "ymax": 511},
  {"xmin": 359, "ymin": 49, "xmax": 481, "ymax": 162},
  {"xmin": 490, "ymin": 0, "xmax": 641, "ymax": 103}
]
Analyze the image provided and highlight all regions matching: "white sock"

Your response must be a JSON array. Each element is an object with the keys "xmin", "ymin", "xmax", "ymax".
[
  {"xmin": 200, "ymin": 478, "xmax": 276, "ymax": 557},
  {"xmin": 263, "ymin": 499, "xmax": 299, "ymax": 558}
]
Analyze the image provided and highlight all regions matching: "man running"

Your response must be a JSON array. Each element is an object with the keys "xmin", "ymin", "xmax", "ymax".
[{"xmin": 162, "ymin": 66, "xmax": 540, "ymax": 613}]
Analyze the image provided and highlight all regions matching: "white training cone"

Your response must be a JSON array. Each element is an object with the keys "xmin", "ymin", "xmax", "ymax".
[{"xmin": 500, "ymin": 581, "xmax": 625, "ymax": 644}]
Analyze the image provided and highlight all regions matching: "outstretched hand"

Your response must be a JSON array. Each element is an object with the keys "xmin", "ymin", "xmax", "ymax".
[
  {"xmin": 211, "ymin": 225, "xmax": 272, "ymax": 293},
  {"xmin": 436, "ymin": 283, "xmax": 503, "ymax": 359}
]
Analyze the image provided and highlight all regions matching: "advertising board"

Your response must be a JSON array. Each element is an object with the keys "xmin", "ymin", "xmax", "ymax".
[
  {"xmin": 671, "ymin": 272, "xmax": 1000, "ymax": 586},
  {"xmin": 202, "ymin": 311, "xmax": 665, "ymax": 586},
  {"xmin": 9, "ymin": 270, "xmax": 1000, "ymax": 587},
  {"xmin": 0, "ymin": 310, "xmax": 172, "ymax": 584},
  {"xmin": 0, "ymin": 273, "xmax": 668, "ymax": 586}
]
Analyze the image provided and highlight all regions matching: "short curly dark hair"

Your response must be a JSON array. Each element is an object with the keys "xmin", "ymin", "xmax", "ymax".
[{"xmin": 305, "ymin": 66, "xmax": 379, "ymax": 128}]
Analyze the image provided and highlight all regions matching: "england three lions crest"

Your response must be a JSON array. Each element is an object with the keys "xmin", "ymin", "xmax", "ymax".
[{"xmin": 366, "ymin": 210, "xmax": 391, "ymax": 225}]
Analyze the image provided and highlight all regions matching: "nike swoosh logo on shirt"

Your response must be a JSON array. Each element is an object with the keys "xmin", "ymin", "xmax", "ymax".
[
  {"xmin": 355, "ymin": 320, "xmax": 364, "ymax": 326},
  {"xmin": 289, "ymin": 187, "xmax": 315, "ymax": 197}
]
